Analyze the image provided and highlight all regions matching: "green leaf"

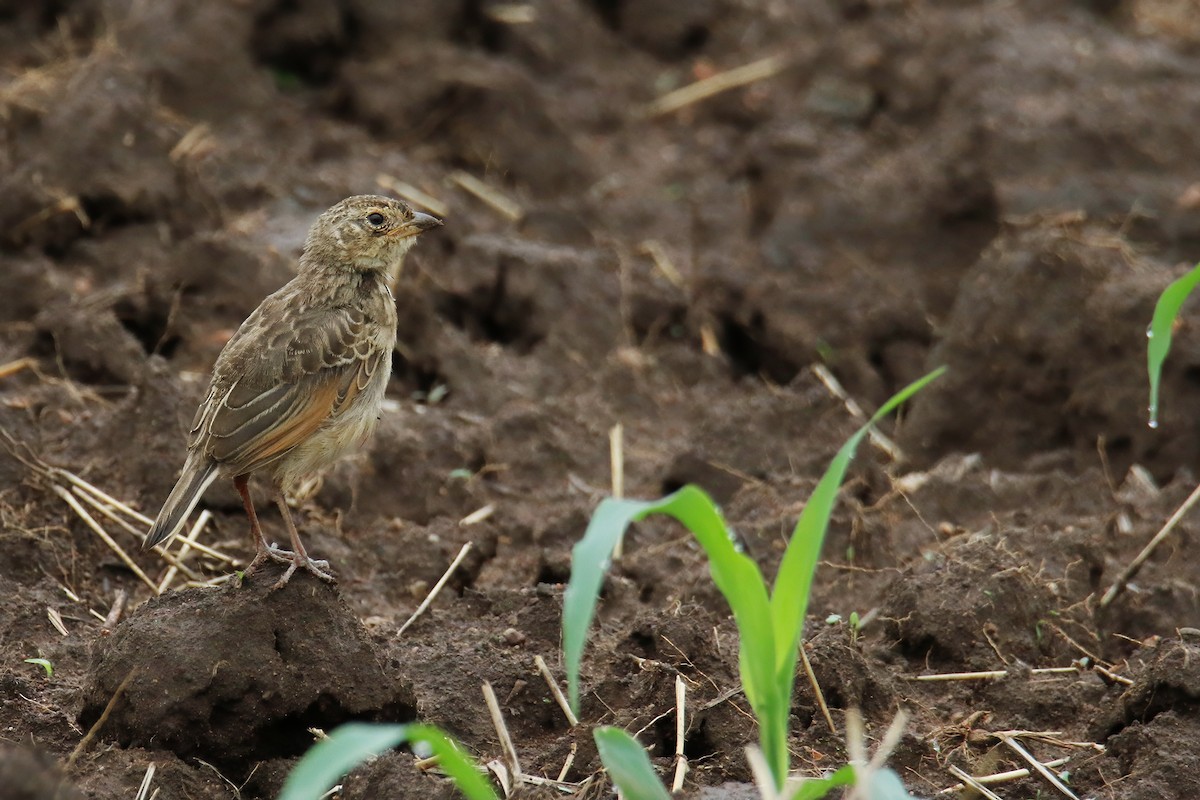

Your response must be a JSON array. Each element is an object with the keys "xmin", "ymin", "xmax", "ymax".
[
  {"xmin": 1147, "ymin": 262, "xmax": 1200, "ymax": 428},
  {"xmin": 562, "ymin": 368, "xmax": 945, "ymax": 793},
  {"xmin": 593, "ymin": 727, "xmax": 672, "ymax": 800},
  {"xmin": 23, "ymin": 658, "xmax": 53, "ymax": 677},
  {"xmin": 769, "ymin": 368, "xmax": 945, "ymax": 681},
  {"xmin": 562, "ymin": 492, "xmax": 777, "ymax": 729},
  {"xmin": 278, "ymin": 722, "xmax": 497, "ymax": 800},
  {"xmin": 790, "ymin": 764, "xmax": 857, "ymax": 800}
]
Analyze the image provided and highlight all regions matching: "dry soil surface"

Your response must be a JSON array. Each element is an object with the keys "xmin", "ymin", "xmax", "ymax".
[{"xmin": 4, "ymin": 1, "xmax": 1200, "ymax": 798}]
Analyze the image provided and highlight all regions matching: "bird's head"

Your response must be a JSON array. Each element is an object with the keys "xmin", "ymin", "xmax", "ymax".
[{"xmin": 301, "ymin": 195, "xmax": 442, "ymax": 273}]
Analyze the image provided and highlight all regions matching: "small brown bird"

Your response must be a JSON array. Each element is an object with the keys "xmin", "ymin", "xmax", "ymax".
[{"xmin": 144, "ymin": 195, "xmax": 442, "ymax": 588}]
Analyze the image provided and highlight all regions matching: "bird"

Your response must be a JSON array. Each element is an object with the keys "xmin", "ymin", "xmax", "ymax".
[{"xmin": 143, "ymin": 195, "xmax": 442, "ymax": 588}]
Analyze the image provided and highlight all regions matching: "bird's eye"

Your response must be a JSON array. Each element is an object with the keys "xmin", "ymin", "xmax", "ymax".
[{"xmin": 366, "ymin": 212, "xmax": 386, "ymax": 227}]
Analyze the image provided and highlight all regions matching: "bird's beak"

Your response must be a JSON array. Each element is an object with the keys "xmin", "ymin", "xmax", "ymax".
[{"xmin": 394, "ymin": 211, "xmax": 443, "ymax": 237}]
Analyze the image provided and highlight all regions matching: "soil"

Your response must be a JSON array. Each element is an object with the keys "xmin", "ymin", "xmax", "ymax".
[{"xmin": 3, "ymin": 1, "xmax": 1200, "ymax": 798}]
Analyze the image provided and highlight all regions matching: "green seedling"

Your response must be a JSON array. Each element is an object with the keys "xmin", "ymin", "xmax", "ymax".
[
  {"xmin": 593, "ymin": 727, "xmax": 673, "ymax": 800},
  {"xmin": 563, "ymin": 367, "xmax": 944, "ymax": 794},
  {"xmin": 279, "ymin": 722, "xmax": 497, "ymax": 800},
  {"xmin": 24, "ymin": 658, "xmax": 53, "ymax": 677},
  {"xmin": 1147, "ymin": 261, "xmax": 1200, "ymax": 427}
]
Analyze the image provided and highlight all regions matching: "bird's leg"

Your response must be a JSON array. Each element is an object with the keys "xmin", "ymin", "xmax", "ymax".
[
  {"xmin": 269, "ymin": 492, "xmax": 336, "ymax": 590},
  {"xmin": 237, "ymin": 475, "xmax": 294, "ymax": 576}
]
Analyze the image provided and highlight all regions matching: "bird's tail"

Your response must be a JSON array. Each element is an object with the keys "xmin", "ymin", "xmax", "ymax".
[{"xmin": 144, "ymin": 456, "xmax": 219, "ymax": 549}]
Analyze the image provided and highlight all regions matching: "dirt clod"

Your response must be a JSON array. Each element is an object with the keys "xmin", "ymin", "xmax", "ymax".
[{"xmin": 80, "ymin": 576, "xmax": 415, "ymax": 774}]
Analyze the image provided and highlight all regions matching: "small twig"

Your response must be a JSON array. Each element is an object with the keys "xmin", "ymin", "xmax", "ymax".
[
  {"xmin": 68, "ymin": 670, "xmax": 135, "ymax": 769},
  {"xmin": 610, "ymin": 423, "xmax": 626, "ymax": 559},
  {"xmin": 944, "ymin": 764, "xmax": 1005, "ymax": 800},
  {"xmin": 534, "ymin": 655, "xmax": 578, "ymax": 726},
  {"xmin": 459, "ymin": 505, "xmax": 495, "ymax": 526},
  {"xmin": 397, "ymin": 542, "xmax": 473, "ymax": 636},
  {"xmin": 938, "ymin": 758, "xmax": 1071, "ymax": 794},
  {"xmin": 645, "ymin": 54, "xmax": 788, "ymax": 117},
  {"xmin": 799, "ymin": 644, "xmax": 836, "ymax": 735},
  {"xmin": 53, "ymin": 485, "xmax": 160, "ymax": 595},
  {"xmin": 811, "ymin": 363, "xmax": 902, "ymax": 461},
  {"xmin": 1094, "ymin": 664, "xmax": 1134, "ymax": 686},
  {"xmin": 672, "ymin": 674, "xmax": 688, "ymax": 792},
  {"xmin": 376, "ymin": 174, "xmax": 449, "ymax": 217},
  {"xmin": 999, "ymin": 735, "xmax": 1079, "ymax": 800},
  {"xmin": 102, "ymin": 589, "xmax": 128, "ymax": 632},
  {"xmin": 448, "ymin": 171, "xmax": 523, "ymax": 222},
  {"xmin": 482, "ymin": 681, "xmax": 523, "ymax": 778},
  {"xmin": 1100, "ymin": 480, "xmax": 1200, "ymax": 608}
]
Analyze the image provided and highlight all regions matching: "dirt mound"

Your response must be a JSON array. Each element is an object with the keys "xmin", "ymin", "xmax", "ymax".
[{"xmin": 80, "ymin": 575, "xmax": 414, "ymax": 777}]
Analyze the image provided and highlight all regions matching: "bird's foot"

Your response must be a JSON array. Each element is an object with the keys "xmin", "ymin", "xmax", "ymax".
[
  {"xmin": 270, "ymin": 552, "xmax": 337, "ymax": 591},
  {"xmin": 243, "ymin": 542, "xmax": 333, "ymax": 589}
]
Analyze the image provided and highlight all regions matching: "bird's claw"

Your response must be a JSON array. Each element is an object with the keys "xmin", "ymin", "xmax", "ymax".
[{"xmin": 245, "ymin": 542, "xmax": 335, "ymax": 589}]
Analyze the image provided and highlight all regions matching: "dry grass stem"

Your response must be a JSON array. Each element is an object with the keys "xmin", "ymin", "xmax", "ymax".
[
  {"xmin": 699, "ymin": 322, "xmax": 720, "ymax": 356},
  {"xmin": 448, "ymin": 170, "xmax": 524, "ymax": 222},
  {"xmin": 459, "ymin": 505, "xmax": 495, "ymax": 526},
  {"xmin": 811, "ymin": 363, "xmax": 902, "ymax": 461},
  {"xmin": 799, "ymin": 644, "xmax": 836, "ymax": 735},
  {"xmin": 70, "ymin": 487, "xmax": 206, "ymax": 578},
  {"xmin": 66, "ymin": 482, "xmax": 235, "ymax": 568},
  {"xmin": 482, "ymin": 681, "xmax": 523, "ymax": 778},
  {"xmin": 1100, "ymin": 479, "xmax": 1200, "ymax": 608},
  {"xmin": 999, "ymin": 734, "xmax": 1080, "ymax": 799},
  {"xmin": 944, "ymin": 764, "xmax": 1005, "ymax": 800},
  {"xmin": 911, "ymin": 666, "xmax": 1079, "ymax": 682},
  {"xmin": 376, "ymin": 174, "xmax": 450, "ymax": 217},
  {"xmin": 1094, "ymin": 664, "xmax": 1134, "ymax": 686},
  {"xmin": 645, "ymin": 54, "xmax": 788, "ymax": 117},
  {"xmin": 486, "ymin": 3, "xmax": 537, "ymax": 24},
  {"xmin": 133, "ymin": 764, "xmax": 156, "ymax": 800},
  {"xmin": 397, "ymin": 542, "xmax": 473, "ymax": 637},
  {"xmin": 534, "ymin": 654, "xmax": 578, "ymax": 726},
  {"xmin": 53, "ymin": 485, "xmax": 160, "ymax": 595},
  {"xmin": 610, "ymin": 423, "xmax": 626, "ymax": 559},
  {"xmin": 0, "ymin": 357, "xmax": 36, "ymax": 380},
  {"xmin": 556, "ymin": 741, "xmax": 577, "ymax": 783},
  {"xmin": 637, "ymin": 240, "xmax": 686, "ymax": 289},
  {"xmin": 47, "ymin": 607, "xmax": 68, "ymax": 637},
  {"xmin": 68, "ymin": 670, "xmax": 135, "ymax": 769},
  {"xmin": 157, "ymin": 510, "xmax": 212, "ymax": 592},
  {"xmin": 672, "ymin": 674, "xmax": 688, "ymax": 792},
  {"xmin": 938, "ymin": 757, "xmax": 1070, "ymax": 795},
  {"xmin": 101, "ymin": 589, "xmax": 128, "ymax": 632}
]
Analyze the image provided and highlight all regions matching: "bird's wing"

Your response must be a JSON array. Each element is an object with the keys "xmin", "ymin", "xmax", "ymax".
[{"xmin": 189, "ymin": 294, "xmax": 386, "ymax": 475}]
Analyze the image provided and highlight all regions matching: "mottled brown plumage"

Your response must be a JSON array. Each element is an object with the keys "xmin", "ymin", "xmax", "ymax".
[{"xmin": 145, "ymin": 195, "xmax": 442, "ymax": 587}]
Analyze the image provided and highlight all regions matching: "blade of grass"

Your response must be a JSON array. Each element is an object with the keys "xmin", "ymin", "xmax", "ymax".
[
  {"xmin": 1147, "ymin": 262, "xmax": 1200, "ymax": 428},
  {"xmin": 593, "ymin": 727, "xmax": 672, "ymax": 800},
  {"xmin": 563, "ymin": 491, "xmax": 776, "ymax": 721},
  {"xmin": 790, "ymin": 764, "xmax": 857, "ymax": 800},
  {"xmin": 278, "ymin": 722, "xmax": 497, "ymax": 800},
  {"xmin": 769, "ymin": 368, "xmax": 945, "ymax": 681}
]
